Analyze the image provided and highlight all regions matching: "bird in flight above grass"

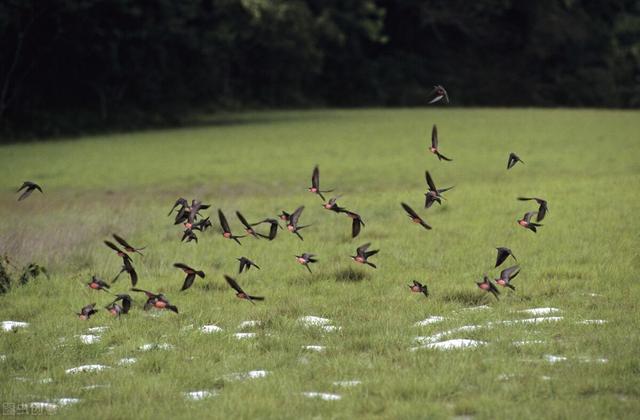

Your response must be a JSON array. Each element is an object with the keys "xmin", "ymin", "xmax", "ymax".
[
  {"xmin": 295, "ymin": 253, "xmax": 317, "ymax": 273},
  {"xmin": 495, "ymin": 265, "xmax": 520, "ymax": 290},
  {"xmin": 76, "ymin": 303, "xmax": 98, "ymax": 320},
  {"xmin": 173, "ymin": 262, "xmax": 205, "ymax": 291},
  {"xmin": 237, "ymin": 256, "xmax": 260, "ymax": 274},
  {"xmin": 251, "ymin": 218, "xmax": 281, "ymax": 240},
  {"xmin": 424, "ymin": 170, "xmax": 454, "ymax": 208},
  {"xmin": 105, "ymin": 294, "xmax": 132, "ymax": 317},
  {"xmin": 495, "ymin": 247, "xmax": 517, "ymax": 268},
  {"xmin": 322, "ymin": 196, "xmax": 345, "ymax": 213},
  {"xmin": 476, "ymin": 275, "xmax": 500, "ymax": 300},
  {"xmin": 287, "ymin": 206, "xmax": 311, "ymax": 241},
  {"xmin": 427, "ymin": 85, "xmax": 449, "ymax": 104},
  {"xmin": 224, "ymin": 275, "xmax": 264, "ymax": 304},
  {"xmin": 308, "ymin": 165, "xmax": 333, "ymax": 201},
  {"xmin": 401, "ymin": 202, "xmax": 432, "ymax": 230},
  {"xmin": 351, "ymin": 243, "xmax": 379, "ymax": 268},
  {"xmin": 88, "ymin": 276, "xmax": 111, "ymax": 292},
  {"xmin": 518, "ymin": 197, "xmax": 548, "ymax": 221},
  {"xmin": 131, "ymin": 288, "xmax": 179, "ymax": 313},
  {"xmin": 218, "ymin": 209, "xmax": 245, "ymax": 245},
  {"xmin": 429, "ymin": 125, "xmax": 453, "ymax": 161},
  {"xmin": 236, "ymin": 211, "xmax": 262, "ymax": 239},
  {"xmin": 112, "ymin": 234, "xmax": 145, "ymax": 256},
  {"xmin": 344, "ymin": 210, "xmax": 365, "ymax": 238},
  {"xmin": 517, "ymin": 211, "xmax": 543, "ymax": 233},
  {"xmin": 409, "ymin": 280, "xmax": 429, "ymax": 298},
  {"xmin": 16, "ymin": 181, "xmax": 43, "ymax": 201},
  {"xmin": 507, "ymin": 152, "xmax": 524, "ymax": 169}
]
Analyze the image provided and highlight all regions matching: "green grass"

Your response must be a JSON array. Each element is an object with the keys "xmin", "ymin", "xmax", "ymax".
[{"xmin": 0, "ymin": 108, "xmax": 639, "ymax": 419}]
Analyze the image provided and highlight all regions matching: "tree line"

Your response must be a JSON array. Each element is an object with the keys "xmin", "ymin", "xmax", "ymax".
[{"xmin": 1, "ymin": 0, "xmax": 638, "ymax": 138}]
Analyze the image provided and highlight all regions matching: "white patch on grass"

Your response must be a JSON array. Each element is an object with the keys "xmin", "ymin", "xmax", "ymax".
[
  {"xmin": 1, "ymin": 321, "xmax": 29, "ymax": 331},
  {"xmin": 414, "ymin": 316, "xmax": 444, "ymax": 326},
  {"xmin": 302, "ymin": 345, "xmax": 326, "ymax": 352},
  {"xmin": 544, "ymin": 355, "xmax": 567, "ymax": 363},
  {"xmin": 298, "ymin": 316, "xmax": 332, "ymax": 326},
  {"xmin": 578, "ymin": 357, "xmax": 608, "ymax": 363},
  {"xmin": 333, "ymin": 380, "xmax": 361, "ymax": 387},
  {"xmin": 519, "ymin": 307, "xmax": 561, "ymax": 316},
  {"xmin": 512, "ymin": 340, "xmax": 545, "ymax": 346},
  {"xmin": 139, "ymin": 343, "xmax": 174, "ymax": 351},
  {"xmin": 239, "ymin": 320, "xmax": 261, "ymax": 329},
  {"xmin": 320, "ymin": 325, "xmax": 341, "ymax": 332},
  {"xmin": 579, "ymin": 319, "xmax": 607, "ymax": 325},
  {"xmin": 414, "ymin": 325, "xmax": 483, "ymax": 344},
  {"xmin": 29, "ymin": 402, "xmax": 59, "ymax": 411},
  {"xmin": 0, "ymin": 354, "xmax": 6, "ymax": 361},
  {"xmin": 302, "ymin": 392, "xmax": 342, "ymax": 401},
  {"xmin": 86, "ymin": 326, "xmax": 108, "ymax": 334},
  {"xmin": 234, "ymin": 332, "xmax": 256, "ymax": 339},
  {"xmin": 77, "ymin": 334, "xmax": 101, "ymax": 344},
  {"xmin": 226, "ymin": 370, "xmax": 270, "ymax": 381},
  {"xmin": 416, "ymin": 339, "xmax": 486, "ymax": 351},
  {"xmin": 81, "ymin": 384, "xmax": 110, "ymax": 390},
  {"xmin": 200, "ymin": 325, "xmax": 223, "ymax": 333},
  {"xmin": 499, "ymin": 317, "xmax": 564, "ymax": 325},
  {"xmin": 55, "ymin": 398, "xmax": 80, "ymax": 406},
  {"xmin": 461, "ymin": 305, "xmax": 491, "ymax": 312},
  {"xmin": 65, "ymin": 364, "xmax": 110, "ymax": 374},
  {"xmin": 118, "ymin": 357, "xmax": 137, "ymax": 366},
  {"xmin": 184, "ymin": 390, "xmax": 218, "ymax": 400}
]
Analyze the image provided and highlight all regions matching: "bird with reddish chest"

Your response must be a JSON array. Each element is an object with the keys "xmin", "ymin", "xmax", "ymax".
[
  {"xmin": 409, "ymin": 280, "xmax": 429, "ymax": 298},
  {"xmin": 517, "ymin": 211, "xmax": 543, "ymax": 233},
  {"xmin": 112, "ymin": 234, "xmax": 145, "ymax": 256},
  {"xmin": 287, "ymin": 206, "xmax": 311, "ymax": 241},
  {"xmin": 351, "ymin": 243, "xmax": 379, "ymax": 268},
  {"xmin": 429, "ymin": 125, "xmax": 453, "ymax": 161},
  {"xmin": 518, "ymin": 197, "xmax": 548, "ymax": 221},
  {"xmin": 427, "ymin": 85, "xmax": 449, "ymax": 104},
  {"xmin": 401, "ymin": 202, "xmax": 432, "ymax": 230},
  {"xmin": 495, "ymin": 265, "xmax": 520, "ymax": 290},
  {"xmin": 218, "ymin": 209, "xmax": 245, "ymax": 245},
  {"xmin": 173, "ymin": 263, "xmax": 205, "ymax": 291},
  {"xmin": 476, "ymin": 275, "xmax": 500, "ymax": 300},
  {"xmin": 295, "ymin": 253, "xmax": 317, "ymax": 273},
  {"xmin": 236, "ymin": 211, "xmax": 262, "ymax": 239},
  {"xmin": 424, "ymin": 171, "xmax": 454, "ymax": 208},
  {"xmin": 224, "ymin": 275, "xmax": 264, "ymax": 304},
  {"xmin": 76, "ymin": 303, "xmax": 98, "ymax": 320},
  {"xmin": 131, "ymin": 288, "xmax": 178, "ymax": 313},
  {"xmin": 88, "ymin": 276, "xmax": 110, "ymax": 292},
  {"xmin": 308, "ymin": 165, "xmax": 334, "ymax": 201}
]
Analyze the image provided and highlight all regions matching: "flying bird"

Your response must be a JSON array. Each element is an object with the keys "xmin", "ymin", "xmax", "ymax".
[
  {"xmin": 401, "ymin": 202, "xmax": 432, "ymax": 230},
  {"xmin": 507, "ymin": 152, "xmax": 524, "ymax": 169},
  {"xmin": 429, "ymin": 125, "xmax": 453, "ymax": 161},
  {"xmin": 16, "ymin": 181, "xmax": 42, "ymax": 201},
  {"xmin": 495, "ymin": 247, "xmax": 517, "ymax": 268},
  {"xmin": 427, "ymin": 85, "xmax": 449, "ymax": 104},
  {"xmin": 251, "ymin": 218, "xmax": 281, "ymax": 240},
  {"xmin": 237, "ymin": 256, "xmax": 260, "ymax": 274},
  {"xmin": 322, "ymin": 196, "xmax": 346, "ymax": 213},
  {"xmin": 87, "ymin": 276, "xmax": 111, "ymax": 292},
  {"xmin": 113, "ymin": 234, "xmax": 145, "ymax": 256},
  {"xmin": 76, "ymin": 303, "xmax": 98, "ymax": 320},
  {"xmin": 224, "ymin": 275, "xmax": 264, "ymax": 304},
  {"xmin": 104, "ymin": 240, "xmax": 132, "ymax": 262},
  {"xmin": 495, "ymin": 265, "xmax": 520, "ymax": 290},
  {"xmin": 105, "ymin": 294, "xmax": 132, "ymax": 317},
  {"xmin": 131, "ymin": 288, "xmax": 178, "ymax": 313},
  {"xmin": 181, "ymin": 229, "xmax": 198, "ymax": 243},
  {"xmin": 192, "ymin": 217, "xmax": 212, "ymax": 232},
  {"xmin": 518, "ymin": 197, "xmax": 548, "ymax": 221},
  {"xmin": 218, "ymin": 209, "xmax": 245, "ymax": 245},
  {"xmin": 295, "ymin": 253, "xmax": 317, "ymax": 273},
  {"xmin": 236, "ymin": 211, "xmax": 261, "ymax": 239},
  {"xmin": 308, "ymin": 165, "xmax": 333, "ymax": 201},
  {"xmin": 476, "ymin": 275, "xmax": 500, "ymax": 300},
  {"xmin": 168, "ymin": 197, "xmax": 188, "ymax": 216},
  {"xmin": 408, "ymin": 280, "xmax": 429, "ymax": 298},
  {"xmin": 278, "ymin": 211, "xmax": 291, "ymax": 223},
  {"xmin": 111, "ymin": 258, "xmax": 138, "ymax": 286},
  {"xmin": 517, "ymin": 211, "xmax": 543, "ymax": 233},
  {"xmin": 424, "ymin": 171, "xmax": 454, "ymax": 208},
  {"xmin": 351, "ymin": 243, "xmax": 379, "ymax": 268},
  {"xmin": 287, "ymin": 206, "xmax": 310, "ymax": 241},
  {"xmin": 173, "ymin": 262, "xmax": 205, "ymax": 291},
  {"xmin": 344, "ymin": 210, "xmax": 365, "ymax": 238}
]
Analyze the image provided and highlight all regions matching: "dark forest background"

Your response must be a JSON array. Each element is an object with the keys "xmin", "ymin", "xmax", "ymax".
[{"xmin": 1, "ymin": 0, "xmax": 639, "ymax": 139}]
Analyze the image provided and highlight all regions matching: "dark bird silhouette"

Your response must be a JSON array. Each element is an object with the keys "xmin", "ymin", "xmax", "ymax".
[
  {"xmin": 351, "ymin": 243, "xmax": 378, "ymax": 268},
  {"xmin": 308, "ymin": 165, "xmax": 333, "ymax": 201},
  {"xmin": 76, "ymin": 303, "xmax": 98, "ymax": 320},
  {"xmin": 236, "ymin": 211, "xmax": 261, "ymax": 238},
  {"xmin": 495, "ymin": 247, "xmax": 517, "ymax": 268},
  {"xmin": 427, "ymin": 85, "xmax": 449, "ymax": 104},
  {"xmin": 173, "ymin": 262, "xmax": 205, "ymax": 291},
  {"xmin": 113, "ymin": 234, "xmax": 145, "ymax": 256},
  {"xmin": 105, "ymin": 294, "xmax": 132, "ymax": 317},
  {"xmin": 429, "ymin": 125, "xmax": 453, "ymax": 161},
  {"xmin": 191, "ymin": 217, "xmax": 212, "ymax": 232},
  {"xmin": 495, "ymin": 265, "xmax": 520, "ymax": 291},
  {"xmin": 409, "ymin": 280, "xmax": 429, "ymax": 297},
  {"xmin": 104, "ymin": 240, "xmax": 132, "ymax": 262},
  {"xmin": 131, "ymin": 288, "xmax": 178, "ymax": 313},
  {"xmin": 218, "ymin": 209, "xmax": 245, "ymax": 245},
  {"xmin": 278, "ymin": 211, "xmax": 291, "ymax": 223},
  {"xmin": 295, "ymin": 253, "xmax": 317, "ymax": 273},
  {"xmin": 251, "ymin": 218, "xmax": 281, "ymax": 240},
  {"xmin": 287, "ymin": 206, "xmax": 310, "ymax": 241},
  {"xmin": 181, "ymin": 228, "xmax": 198, "ymax": 243},
  {"xmin": 507, "ymin": 152, "xmax": 524, "ymax": 169},
  {"xmin": 322, "ymin": 196, "xmax": 346, "ymax": 213},
  {"xmin": 16, "ymin": 181, "xmax": 42, "ymax": 201},
  {"xmin": 112, "ymin": 258, "xmax": 138, "ymax": 286},
  {"xmin": 168, "ymin": 197, "xmax": 188, "ymax": 216},
  {"xmin": 224, "ymin": 275, "xmax": 264, "ymax": 304},
  {"xmin": 186, "ymin": 200, "xmax": 210, "ymax": 227},
  {"xmin": 88, "ymin": 276, "xmax": 111, "ymax": 292},
  {"xmin": 517, "ymin": 211, "xmax": 543, "ymax": 233},
  {"xmin": 237, "ymin": 257, "xmax": 260, "ymax": 274},
  {"xmin": 424, "ymin": 171, "xmax": 454, "ymax": 208},
  {"xmin": 344, "ymin": 211, "xmax": 365, "ymax": 238},
  {"xmin": 401, "ymin": 202, "xmax": 432, "ymax": 230},
  {"xmin": 518, "ymin": 197, "xmax": 548, "ymax": 221},
  {"xmin": 476, "ymin": 275, "xmax": 500, "ymax": 300}
]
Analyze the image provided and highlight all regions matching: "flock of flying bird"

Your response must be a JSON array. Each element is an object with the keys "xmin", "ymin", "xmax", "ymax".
[{"xmin": 13, "ymin": 85, "xmax": 549, "ymax": 319}]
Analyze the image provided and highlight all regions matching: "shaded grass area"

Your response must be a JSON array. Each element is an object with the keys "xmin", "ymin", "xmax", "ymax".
[{"xmin": 0, "ymin": 108, "xmax": 639, "ymax": 419}]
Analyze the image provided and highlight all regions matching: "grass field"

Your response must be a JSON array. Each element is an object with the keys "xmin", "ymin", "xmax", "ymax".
[{"xmin": 0, "ymin": 108, "xmax": 639, "ymax": 419}]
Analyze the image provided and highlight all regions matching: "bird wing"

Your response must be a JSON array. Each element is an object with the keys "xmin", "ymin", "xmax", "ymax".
[{"xmin": 218, "ymin": 209, "xmax": 231, "ymax": 233}]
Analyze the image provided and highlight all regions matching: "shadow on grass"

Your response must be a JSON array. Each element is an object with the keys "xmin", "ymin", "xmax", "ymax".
[
  {"xmin": 334, "ymin": 267, "xmax": 370, "ymax": 282},
  {"xmin": 439, "ymin": 290, "xmax": 492, "ymax": 306}
]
